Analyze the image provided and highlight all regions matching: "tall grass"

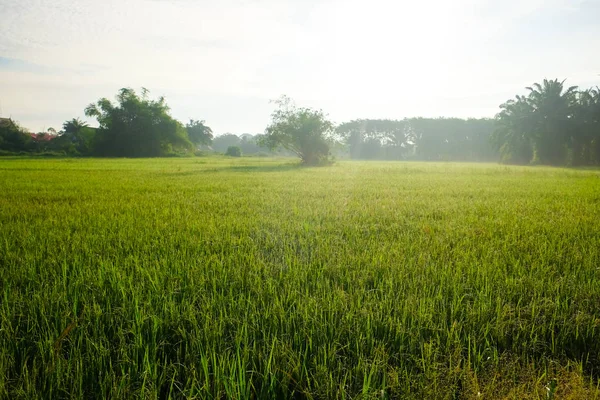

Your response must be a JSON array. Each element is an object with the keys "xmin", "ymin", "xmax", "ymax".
[{"xmin": 1, "ymin": 157, "xmax": 599, "ymax": 398}]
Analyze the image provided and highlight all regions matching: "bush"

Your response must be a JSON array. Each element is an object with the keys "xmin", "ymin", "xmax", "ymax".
[
  {"xmin": 225, "ymin": 146, "xmax": 242, "ymax": 157},
  {"xmin": 260, "ymin": 96, "xmax": 334, "ymax": 165},
  {"xmin": 0, "ymin": 121, "xmax": 34, "ymax": 152}
]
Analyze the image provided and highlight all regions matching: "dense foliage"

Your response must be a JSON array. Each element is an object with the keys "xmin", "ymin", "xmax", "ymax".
[
  {"xmin": 1, "ymin": 158, "xmax": 599, "ymax": 398},
  {"xmin": 49, "ymin": 118, "xmax": 97, "ymax": 155},
  {"xmin": 186, "ymin": 119, "xmax": 213, "ymax": 147},
  {"xmin": 493, "ymin": 79, "xmax": 600, "ymax": 166},
  {"xmin": 225, "ymin": 145, "xmax": 242, "ymax": 157},
  {"xmin": 259, "ymin": 96, "xmax": 334, "ymax": 165},
  {"xmin": 1, "ymin": 89, "xmax": 215, "ymax": 157},
  {"xmin": 0, "ymin": 119, "xmax": 34, "ymax": 153},
  {"xmin": 84, "ymin": 88, "xmax": 193, "ymax": 157}
]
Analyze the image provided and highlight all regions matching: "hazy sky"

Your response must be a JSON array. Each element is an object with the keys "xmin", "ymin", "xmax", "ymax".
[{"xmin": 1, "ymin": 0, "xmax": 599, "ymax": 134}]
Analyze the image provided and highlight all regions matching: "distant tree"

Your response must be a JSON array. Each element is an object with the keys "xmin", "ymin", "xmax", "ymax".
[
  {"xmin": 492, "ymin": 95, "xmax": 535, "ymax": 164},
  {"xmin": 409, "ymin": 118, "xmax": 494, "ymax": 161},
  {"xmin": 337, "ymin": 119, "xmax": 409, "ymax": 160},
  {"xmin": 186, "ymin": 119, "xmax": 213, "ymax": 147},
  {"xmin": 56, "ymin": 118, "xmax": 96, "ymax": 155},
  {"xmin": 259, "ymin": 96, "xmax": 334, "ymax": 165},
  {"xmin": 570, "ymin": 88, "xmax": 600, "ymax": 165},
  {"xmin": 238, "ymin": 134, "xmax": 263, "ymax": 154},
  {"xmin": 526, "ymin": 79, "xmax": 577, "ymax": 165},
  {"xmin": 493, "ymin": 79, "xmax": 583, "ymax": 166},
  {"xmin": 337, "ymin": 118, "xmax": 495, "ymax": 161},
  {"xmin": 212, "ymin": 133, "xmax": 269, "ymax": 155},
  {"xmin": 85, "ymin": 88, "xmax": 192, "ymax": 157},
  {"xmin": 212, "ymin": 133, "xmax": 241, "ymax": 153},
  {"xmin": 0, "ymin": 119, "xmax": 33, "ymax": 152},
  {"xmin": 62, "ymin": 118, "xmax": 88, "ymax": 135},
  {"xmin": 225, "ymin": 145, "xmax": 242, "ymax": 157}
]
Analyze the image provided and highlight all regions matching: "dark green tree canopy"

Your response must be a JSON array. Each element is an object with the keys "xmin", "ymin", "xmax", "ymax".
[
  {"xmin": 85, "ymin": 88, "xmax": 192, "ymax": 157},
  {"xmin": 259, "ymin": 96, "xmax": 334, "ymax": 165},
  {"xmin": 0, "ymin": 119, "xmax": 33, "ymax": 152},
  {"xmin": 492, "ymin": 95, "xmax": 535, "ymax": 164},
  {"xmin": 62, "ymin": 118, "xmax": 88, "ymax": 135},
  {"xmin": 493, "ymin": 79, "xmax": 600, "ymax": 166},
  {"xmin": 225, "ymin": 145, "xmax": 242, "ymax": 157},
  {"xmin": 53, "ymin": 118, "xmax": 97, "ymax": 155},
  {"xmin": 186, "ymin": 119, "xmax": 213, "ymax": 147}
]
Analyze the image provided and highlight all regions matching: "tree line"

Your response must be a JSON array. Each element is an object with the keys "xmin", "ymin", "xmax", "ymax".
[
  {"xmin": 493, "ymin": 79, "xmax": 600, "ymax": 166},
  {"xmin": 1, "ymin": 79, "xmax": 599, "ymax": 166},
  {"xmin": 336, "ymin": 118, "xmax": 496, "ymax": 162}
]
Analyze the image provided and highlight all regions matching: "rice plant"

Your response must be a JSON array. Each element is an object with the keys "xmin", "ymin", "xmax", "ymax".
[{"xmin": 1, "ymin": 157, "xmax": 599, "ymax": 399}]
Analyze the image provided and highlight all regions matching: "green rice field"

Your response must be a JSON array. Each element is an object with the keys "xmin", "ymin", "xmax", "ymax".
[{"xmin": 1, "ymin": 157, "xmax": 600, "ymax": 399}]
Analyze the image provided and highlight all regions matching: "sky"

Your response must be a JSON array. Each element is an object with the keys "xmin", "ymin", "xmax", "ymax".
[{"xmin": 1, "ymin": 0, "xmax": 599, "ymax": 134}]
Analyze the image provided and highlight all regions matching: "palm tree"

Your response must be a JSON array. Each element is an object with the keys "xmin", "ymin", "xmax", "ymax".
[
  {"xmin": 62, "ymin": 118, "xmax": 88, "ymax": 136},
  {"xmin": 492, "ymin": 95, "xmax": 535, "ymax": 164},
  {"xmin": 570, "ymin": 88, "xmax": 600, "ymax": 165},
  {"xmin": 590, "ymin": 88, "xmax": 600, "ymax": 164},
  {"xmin": 525, "ymin": 79, "xmax": 578, "ymax": 165}
]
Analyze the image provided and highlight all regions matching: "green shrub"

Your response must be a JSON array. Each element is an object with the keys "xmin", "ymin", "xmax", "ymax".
[{"xmin": 225, "ymin": 146, "xmax": 242, "ymax": 157}]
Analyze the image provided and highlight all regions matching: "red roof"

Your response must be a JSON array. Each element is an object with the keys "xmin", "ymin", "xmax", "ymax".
[{"xmin": 30, "ymin": 133, "xmax": 55, "ymax": 142}]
